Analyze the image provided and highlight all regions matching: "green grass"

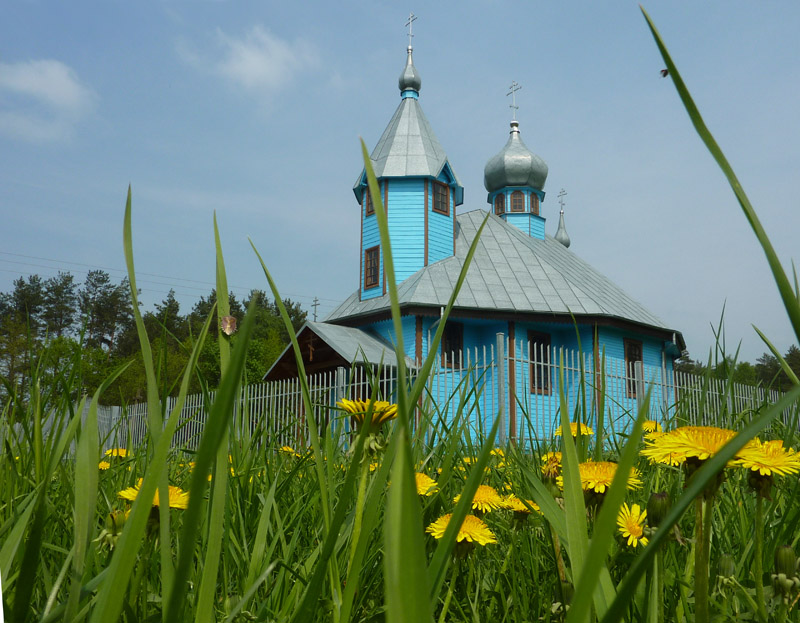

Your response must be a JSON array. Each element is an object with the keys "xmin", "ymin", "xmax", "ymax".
[{"xmin": 3, "ymin": 8, "xmax": 800, "ymax": 622}]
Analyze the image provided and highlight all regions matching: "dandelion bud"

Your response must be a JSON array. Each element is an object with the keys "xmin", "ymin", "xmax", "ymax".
[
  {"xmin": 717, "ymin": 554, "xmax": 736, "ymax": 579},
  {"xmin": 106, "ymin": 509, "xmax": 127, "ymax": 536},
  {"xmin": 775, "ymin": 545, "xmax": 797, "ymax": 578},
  {"xmin": 646, "ymin": 491, "xmax": 670, "ymax": 528}
]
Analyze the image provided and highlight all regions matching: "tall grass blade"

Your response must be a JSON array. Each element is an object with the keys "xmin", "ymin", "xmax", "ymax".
[
  {"xmin": 195, "ymin": 214, "xmax": 234, "ymax": 623},
  {"xmin": 600, "ymin": 383, "xmax": 800, "ymax": 623},
  {"xmin": 640, "ymin": 7, "xmax": 800, "ymax": 344},
  {"xmin": 567, "ymin": 387, "xmax": 652, "ymax": 623}
]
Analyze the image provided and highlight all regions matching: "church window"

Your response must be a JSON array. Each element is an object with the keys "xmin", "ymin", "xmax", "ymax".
[
  {"xmin": 364, "ymin": 187, "xmax": 374, "ymax": 216},
  {"xmin": 531, "ymin": 193, "xmax": 540, "ymax": 216},
  {"xmin": 494, "ymin": 194, "xmax": 505, "ymax": 215},
  {"xmin": 364, "ymin": 246, "xmax": 380, "ymax": 289},
  {"xmin": 441, "ymin": 321, "xmax": 463, "ymax": 368},
  {"xmin": 511, "ymin": 190, "xmax": 525, "ymax": 212},
  {"xmin": 528, "ymin": 331, "xmax": 551, "ymax": 394},
  {"xmin": 624, "ymin": 339, "xmax": 643, "ymax": 398},
  {"xmin": 433, "ymin": 182, "xmax": 450, "ymax": 216}
]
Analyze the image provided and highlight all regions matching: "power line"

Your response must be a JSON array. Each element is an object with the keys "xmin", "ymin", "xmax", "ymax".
[{"xmin": 0, "ymin": 253, "xmax": 343, "ymax": 306}]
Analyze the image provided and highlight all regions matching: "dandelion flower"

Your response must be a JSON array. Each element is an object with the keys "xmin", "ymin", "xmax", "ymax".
[
  {"xmin": 118, "ymin": 479, "xmax": 189, "ymax": 510},
  {"xmin": 557, "ymin": 461, "xmax": 642, "ymax": 493},
  {"xmin": 490, "ymin": 448, "xmax": 505, "ymax": 458},
  {"xmin": 337, "ymin": 398, "xmax": 397, "ymax": 428},
  {"xmin": 554, "ymin": 422, "xmax": 594, "ymax": 437},
  {"xmin": 641, "ymin": 426, "xmax": 754, "ymax": 466},
  {"xmin": 279, "ymin": 446, "xmax": 302, "ymax": 458},
  {"xmin": 98, "ymin": 461, "xmax": 111, "ymax": 470},
  {"xmin": 541, "ymin": 452, "xmax": 562, "ymax": 478},
  {"xmin": 454, "ymin": 484, "xmax": 504, "ymax": 513},
  {"xmin": 735, "ymin": 440, "xmax": 800, "ymax": 477},
  {"xmin": 642, "ymin": 420, "xmax": 662, "ymax": 433},
  {"xmin": 502, "ymin": 494, "xmax": 540, "ymax": 514},
  {"xmin": 415, "ymin": 472, "xmax": 438, "ymax": 496},
  {"xmin": 426, "ymin": 514, "xmax": 497, "ymax": 545},
  {"xmin": 105, "ymin": 448, "xmax": 130, "ymax": 458},
  {"xmin": 617, "ymin": 503, "xmax": 648, "ymax": 548}
]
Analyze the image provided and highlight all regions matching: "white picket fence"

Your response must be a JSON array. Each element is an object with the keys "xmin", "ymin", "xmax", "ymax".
[{"xmin": 97, "ymin": 338, "xmax": 793, "ymax": 452}]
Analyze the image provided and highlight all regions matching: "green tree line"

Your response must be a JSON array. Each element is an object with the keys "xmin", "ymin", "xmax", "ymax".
[
  {"xmin": 0, "ymin": 271, "xmax": 306, "ymax": 407},
  {"xmin": 674, "ymin": 345, "xmax": 800, "ymax": 391}
]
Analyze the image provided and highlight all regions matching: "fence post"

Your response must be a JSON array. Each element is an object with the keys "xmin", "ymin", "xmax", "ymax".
[
  {"xmin": 496, "ymin": 332, "xmax": 506, "ymax": 445},
  {"xmin": 334, "ymin": 366, "xmax": 347, "ymax": 444},
  {"xmin": 635, "ymin": 361, "xmax": 645, "ymax": 416}
]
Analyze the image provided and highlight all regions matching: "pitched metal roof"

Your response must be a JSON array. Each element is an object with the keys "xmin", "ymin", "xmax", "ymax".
[
  {"xmin": 326, "ymin": 210, "xmax": 679, "ymax": 339},
  {"xmin": 352, "ymin": 97, "xmax": 463, "ymax": 203},
  {"xmin": 263, "ymin": 321, "xmax": 414, "ymax": 380}
]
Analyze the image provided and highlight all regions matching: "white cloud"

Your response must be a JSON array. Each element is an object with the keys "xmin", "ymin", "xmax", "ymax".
[
  {"xmin": 0, "ymin": 59, "xmax": 95, "ymax": 142},
  {"xmin": 179, "ymin": 26, "xmax": 317, "ymax": 94}
]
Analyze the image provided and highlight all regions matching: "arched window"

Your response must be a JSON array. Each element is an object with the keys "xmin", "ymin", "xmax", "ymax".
[
  {"xmin": 494, "ymin": 194, "xmax": 505, "ymax": 215},
  {"xmin": 531, "ymin": 193, "xmax": 540, "ymax": 216},
  {"xmin": 511, "ymin": 190, "xmax": 525, "ymax": 212}
]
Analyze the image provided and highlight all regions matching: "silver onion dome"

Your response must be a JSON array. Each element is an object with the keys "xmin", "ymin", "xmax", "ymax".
[
  {"xmin": 555, "ymin": 209, "xmax": 571, "ymax": 248},
  {"xmin": 398, "ymin": 46, "xmax": 421, "ymax": 93},
  {"xmin": 484, "ymin": 121, "xmax": 548, "ymax": 193}
]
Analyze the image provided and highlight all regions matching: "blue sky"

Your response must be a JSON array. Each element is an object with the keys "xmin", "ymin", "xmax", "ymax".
[{"xmin": 1, "ymin": 1, "xmax": 799, "ymax": 363}]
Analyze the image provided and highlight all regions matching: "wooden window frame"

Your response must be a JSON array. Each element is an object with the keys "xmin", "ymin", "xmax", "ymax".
[
  {"xmin": 531, "ymin": 193, "xmax": 540, "ymax": 216},
  {"xmin": 441, "ymin": 322, "xmax": 463, "ymax": 368},
  {"xmin": 510, "ymin": 190, "xmax": 525, "ymax": 212},
  {"xmin": 364, "ymin": 245, "xmax": 380, "ymax": 290},
  {"xmin": 494, "ymin": 194, "xmax": 505, "ymax": 215},
  {"xmin": 433, "ymin": 181, "xmax": 450, "ymax": 216},
  {"xmin": 528, "ymin": 331, "xmax": 551, "ymax": 395},
  {"xmin": 624, "ymin": 338, "xmax": 643, "ymax": 398},
  {"xmin": 364, "ymin": 186, "xmax": 375, "ymax": 216}
]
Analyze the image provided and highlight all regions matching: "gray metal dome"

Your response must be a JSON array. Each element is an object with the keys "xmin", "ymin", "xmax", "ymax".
[
  {"xmin": 484, "ymin": 121, "xmax": 548, "ymax": 193},
  {"xmin": 398, "ymin": 46, "xmax": 421, "ymax": 93}
]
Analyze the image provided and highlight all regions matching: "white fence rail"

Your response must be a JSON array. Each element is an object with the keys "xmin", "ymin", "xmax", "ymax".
[{"xmin": 98, "ymin": 338, "xmax": 794, "ymax": 452}]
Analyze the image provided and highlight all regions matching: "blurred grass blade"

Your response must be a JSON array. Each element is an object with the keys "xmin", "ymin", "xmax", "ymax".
[
  {"xmin": 641, "ymin": 7, "xmax": 800, "ymax": 344},
  {"xmin": 64, "ymin": 366, "xmax": 128, "ymax": 622},
  {"xmin": 195, "ymin": 214, "xmax": 233, "ymax": 623},
  {"xmin": 91, "ymin": 194, "xmax": 215, "ymax": 623},
  {"xmin": 567, "ymin": 387, "xmax": 652, "ymax": 623},
  {"xmin": 754, "ymin": 326, "xmax": 799, "ymax": 385},
  {"xmin": 601, "ymin": 383, "xmax": 800, "ymax": 623}
]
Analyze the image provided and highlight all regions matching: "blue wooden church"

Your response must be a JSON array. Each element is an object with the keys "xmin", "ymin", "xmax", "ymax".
[{"xmin": 265, "ymin": 43, "xmax": 685, "ymax": 440}]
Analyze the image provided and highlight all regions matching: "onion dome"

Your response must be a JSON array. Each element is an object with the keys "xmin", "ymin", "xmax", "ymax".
[
  {"xmin": 398, "ymin": 45, "xmax": 421, "ymax": 95},
  {"xmin": 484, "ymin": 121, "xmax": 548, "ymax": 193},
  {"xmin": 555, "ymin": 209, "xmax": 571, "ymax": 248}
]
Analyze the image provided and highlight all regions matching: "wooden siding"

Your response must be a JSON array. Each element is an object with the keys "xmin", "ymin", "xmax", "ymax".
[
  {"xmin": 386, "ymin": 178, "xmax": 426, "ymax": 282},
  {"xmin": 429, "ymin": 173, "xmax": 455, "ymax": 263}
]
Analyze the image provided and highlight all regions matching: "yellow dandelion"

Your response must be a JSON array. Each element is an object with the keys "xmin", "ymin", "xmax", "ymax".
[
  {"xmin": 279, "ymin": 445, "xmax": 301, "ymax": 457},
  {"xmin": 642, "ymin": 420, "xmax": 662, "ymax": 433},
  {"xmin": 641, "ymin": 426, "xmax": 755, "ymax": 466},
  {"xmin": 617, "ymin": 503, "xmax": 648, "ymax": 548},
  {"xmin": 454, "ymin": 484, "xmax": 504, "ymax": 513},
  {"xmin": 426, "ymin": 514, "xmax": 497, "ymax": 546},
  {"xmin": 541, "ymin": 451, "xmax": 562, "ymax": 478},
  {"xmin": 490, "ymin": 448, "xmax": 505, "ymax": 458},
  {"xmin": 502, "ymin": 494, "xmax": 540, "ymax": 514},
  {"xmin": 337, "ymin": 398, "xmax": 398, "ymax": 428},
  {"xmin": 554, "ymin": 422, "xmax": 594, "ymax": 437},
  {"xmin": 118, "ymin": 479, "xmax": 190, "ymax": 510},
  {"xmin": 462, "ymin": 456, "xmax": 478, "ymax": 465},
  {"xmin": 415, "ymin": 472, "xmax": 439, "ymax": 496},
  {"xmin": 98, "ymin": 461, "xmax": 111, "ymax": 470},
  {"xmin": 105, "ymin": 448, "xmax": 130, "ymax": 458},
  {"xmin": 735, "ymin": 439, "xmax": 800, "ymax": 477},
  {"xmin": 557, "ymin": 461, "xmax": 642, "ymax": 493}
]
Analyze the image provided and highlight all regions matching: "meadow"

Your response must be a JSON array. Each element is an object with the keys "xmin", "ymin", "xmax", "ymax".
[{"xmin": 3, "ymin": 9, "xmax": 800, "ymax": 623}]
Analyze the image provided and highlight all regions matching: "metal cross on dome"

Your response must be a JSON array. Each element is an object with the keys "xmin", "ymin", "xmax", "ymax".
[
  {"xmin": 558, "ymin": 188, "xmax": 567, "ymax": 210},
  {"xmin": 405, "ymin": 13, "xmax": 418, "ymax": 47},
  {"xmin": 507, "ymin": 81, "xmax": 521, "ymax": 121}
]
